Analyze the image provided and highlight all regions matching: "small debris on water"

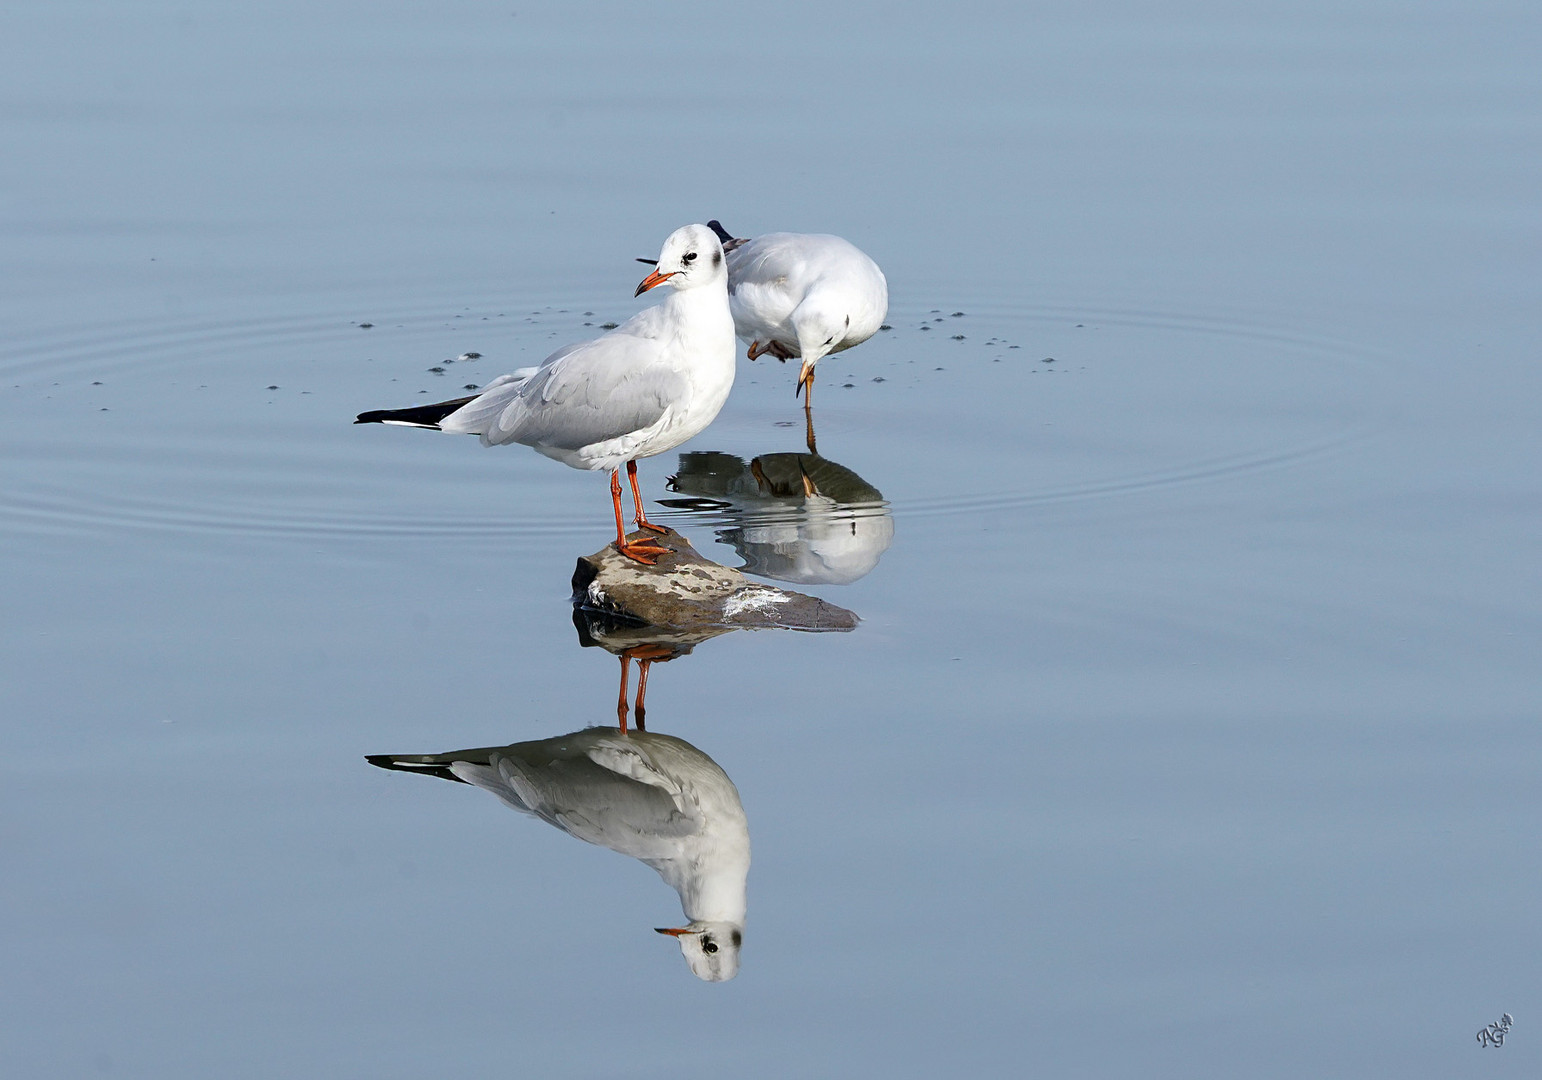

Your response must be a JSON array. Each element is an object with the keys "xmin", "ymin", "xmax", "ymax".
[
  {"xmin": 774, "ymin": 420, "xmax": 795, "ymax": 427},
  {"xmin": 267, "ymin": 384, "xmax": 279, "ymax": 390},
  {"xmin": 951, "ymin": 311, "xmax": 965, "ymax": 317},
  {"xmin": 920, "ymin": 325, "xmax": 931, "ymax": 331},
  {"xmin": 92, "ymin": 381, "xmax": 103, "ymax": 386},
  {"xmin": 358, "ymin": 322, "xmax": 374, "ymax": 329},
  {"xmin": 951, "ymin": 334, "xmax": 965, "ymax": 340},
  {"xmin": 1041, "ymin": 356, "xmax": 1056, "ymax": 363},
  {"xmin": 463, "ymin": 383, "xmax": 479, "ymax": 390},
  {"xmin": 427, "ymin": 366, "xmax": 445, "ymax": 374},
  {"xmin": 879, "ymin": 324, "xmax": 892, "ymax": 331},
  {"xmin": 843, "ymin": 383, "xmax": 855, "ymax": 388},
  {"xmin": 601, "ymin": 321, "xmax": 619, "ymax": 329},
  {"xmin": 872, "ymin": 376, "xmax": 886, "ymax": 383}
]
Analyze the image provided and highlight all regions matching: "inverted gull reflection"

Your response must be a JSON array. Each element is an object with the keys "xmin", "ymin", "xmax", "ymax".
[
  {"xmin": 663, "ymin": 449, "xmax": 894, "ymax": 585},
  {"xmin": 369, "ymin": 724, "xmax": 749, "ymax": 982}
]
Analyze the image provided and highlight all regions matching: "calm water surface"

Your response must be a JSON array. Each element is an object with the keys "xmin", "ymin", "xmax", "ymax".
[{"xmin": 3, "ymin": 2, "xmax": 1539, "ymax": 1077}]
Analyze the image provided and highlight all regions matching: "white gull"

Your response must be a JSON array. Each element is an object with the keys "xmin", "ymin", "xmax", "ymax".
[
  {"xmin": 356, "ymin": 223, "xmax": 736, "ymax": 564},
  {"xmin": 708, "ymin": 219, "xmax": 888, "ymax": 407}
]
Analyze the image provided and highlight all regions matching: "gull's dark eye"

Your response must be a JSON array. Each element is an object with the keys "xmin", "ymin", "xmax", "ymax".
[
  {"xmin": 682, "ymin": 251, "xmax": 697, "ymax": 264},
  {"xmin": 701, "ymin": 937, "xmax": 718, "ymax": 954}
]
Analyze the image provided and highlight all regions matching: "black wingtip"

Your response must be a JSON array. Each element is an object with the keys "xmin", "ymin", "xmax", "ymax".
[
  {"xmin": 351, "ymin": 395, "xmax": 476, "ymax": 429},
  {"xmin": 365, "ymin": 755, "xmax": 470, "ymax": 784},
  {"xmin": 635, "ymin": 257, "xmax": 658, "ymax": 265},
  {"xmin": 706, "ymin": 220, "xmax": 735, "ymax": 245}
]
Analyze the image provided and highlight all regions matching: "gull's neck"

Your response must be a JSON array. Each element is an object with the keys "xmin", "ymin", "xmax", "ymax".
[
  {"xmin": 673, "ymin": 839, "xmax": 750, "ymax": 924},
  {"xmin": 647, "ymin": 812, "xmax": 750, "ymax": 924},
  {"xmin": 662, "ymin": 279, "xmax": 734, "ymax": 337}
]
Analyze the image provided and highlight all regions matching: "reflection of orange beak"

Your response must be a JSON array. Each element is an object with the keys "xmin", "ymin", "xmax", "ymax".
[
  {"xmin": 635, "ymin": 268, "xmax": 676, "ymax": 297},
  {"xmin": 654, "ymin": 927, "xmax": 693, "ymax": 937}
]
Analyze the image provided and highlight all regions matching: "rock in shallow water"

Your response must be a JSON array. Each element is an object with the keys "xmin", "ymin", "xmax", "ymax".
[{"xmin": 571, "ymin": 528, "xmax": 857, "ymax": 632}]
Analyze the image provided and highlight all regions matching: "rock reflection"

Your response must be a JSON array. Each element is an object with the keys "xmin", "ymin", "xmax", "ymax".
[
  {"xmin": 572, "ymin": 607, "xmax": 727, "ymax": 731},
  {"xmin": 662, "ymin": 447, "xmax": 894, "ymax": 585},
  {"xmin": 368, "ymin": 641, "xmax": 748, "ymax": 982}
]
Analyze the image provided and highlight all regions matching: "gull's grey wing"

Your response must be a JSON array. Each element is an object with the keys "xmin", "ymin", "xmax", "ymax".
[
  {"xmin": 439, "ymin": 324, "xmax": 689, "ymax": 452},
  {"xmin": 726, "ymin": 233, "xmax": 825, "ymax": 290}
]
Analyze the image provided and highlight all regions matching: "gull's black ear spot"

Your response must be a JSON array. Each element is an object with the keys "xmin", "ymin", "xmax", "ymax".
[{"xmin": 713, "ymin": 249, "xmax": 722, "ymax": 268}]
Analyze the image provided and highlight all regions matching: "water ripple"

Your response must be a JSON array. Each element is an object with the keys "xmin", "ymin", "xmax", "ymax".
[{"xmin": 1, "ymin": 290, "xmax": 1392, "ymax": 544}]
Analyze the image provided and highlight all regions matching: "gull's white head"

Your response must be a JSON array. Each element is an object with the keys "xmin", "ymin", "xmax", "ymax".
[
  {"xmin": 635, "ymin": 224, "xmax": 728, "ymax": 297},
  {"xmin": 656, "ymin": 920, "xmax": 743, "ymax": 982}
]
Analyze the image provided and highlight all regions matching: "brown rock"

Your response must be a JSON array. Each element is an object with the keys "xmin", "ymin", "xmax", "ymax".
[{"xmin": 571, "ymin": 528, "xmax": 858, "ymax": 633}]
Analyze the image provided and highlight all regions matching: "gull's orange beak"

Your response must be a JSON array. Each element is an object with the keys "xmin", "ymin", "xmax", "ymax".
[
  {"xmin": 635, "ymin": 268, "xmax": 676, "ymax": 297},
  {"xmin": 654, "ymin": 927, "xmax": 693, "ymax": 937},
  {"xmin": 796, "ymin": 359, "xmax": 816, "ymax": 398}
]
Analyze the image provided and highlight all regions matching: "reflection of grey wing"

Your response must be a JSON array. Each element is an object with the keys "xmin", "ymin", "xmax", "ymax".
[
  {"xmin": 440, "ymin": 331, "xmax": 687, "ymax": 451},
  {"xmin": 453, "ymin": 744, "xmax": 699, "ymax": 858},
  {"xmin": 793, "ymin": 455, "xmax": 882, "ymax": 502},
  {"xmin": 750, "ymin": 453, "xmax": 883, "ymax": 502}
]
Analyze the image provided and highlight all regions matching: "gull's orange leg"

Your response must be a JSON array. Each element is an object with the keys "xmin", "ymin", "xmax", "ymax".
[
  {"xmin": 627, "ymin": 459, "xmax": 668, "ymax": 534},
  {"xmin": 804, "ymin": 400, "xmax": 817, "ymax": 454},
  {"xmin": 635, "ymin": 659, "xmax": 652, "ymax": 731},
  {"xmin": 611, "ymin": 469, "xmax": 670, "ymax": 564},
  {"xmin": 623, "ymin": 643, "xmax": 671, "ymax": 730},
  {"xmin": 616, "ymin": 653, "xmax": 631, "ymax": 733}
]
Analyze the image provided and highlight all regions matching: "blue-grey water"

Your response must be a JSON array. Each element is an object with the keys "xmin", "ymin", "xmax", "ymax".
[{"xmin": 3, "ymin": 2, "xmax": 1539, "ymax": 1076}]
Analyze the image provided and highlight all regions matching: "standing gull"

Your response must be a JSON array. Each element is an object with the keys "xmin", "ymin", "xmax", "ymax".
[
  {"xmin": 705, "ymin": 220, "xmax": 887, "ymax": 407},
  {"xmin": 356, "ymin": 224, "xmax": 736, "ymax": 564}
]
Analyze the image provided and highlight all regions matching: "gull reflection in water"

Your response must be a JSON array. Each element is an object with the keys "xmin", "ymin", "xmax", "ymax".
[
  {"xmin": 368, "ymin": 640, "xmax": 748, "ymax": 981},
  {"xmin": 661, "ymin": 447, "xmax": 894, "ymax": 585}
]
